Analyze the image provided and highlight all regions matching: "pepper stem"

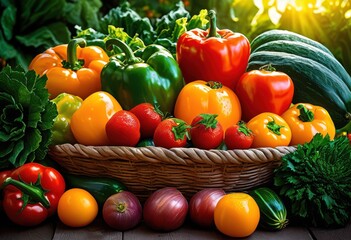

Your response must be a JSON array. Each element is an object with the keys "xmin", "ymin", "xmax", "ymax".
[
  {"xmin": 207, "ymin": 10, "xmax": 219, "ymax": 38},
  {"xmin": 65, "ymin": 38, "xmax": 86, "ymax": 71},
  {"xmin": 105, "ymin": 39, "xmax": 142, "ymax": 65},
  {"xmin": 297, "ymin": 104, "xmax": 314, "ymax": 122},
  {"xmin": 2, "ymin": 177, "xmax": 51, "ymax": 209},
  {"xmin": 267, "ymin": 117, "xmax": 284, "ymax": 136}
]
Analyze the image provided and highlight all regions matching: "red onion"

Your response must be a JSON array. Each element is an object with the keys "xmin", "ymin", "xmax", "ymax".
[
  {"xmin": 189, "ymin": 188, "xmax": 226, "ymax": 228},
  {"xmin": 102, "ymin": 191, "xmax": 142, "ymax": 231},
  {"xmin": 143, "ymin": 187, "xmax": 188, "ymax": 232}
]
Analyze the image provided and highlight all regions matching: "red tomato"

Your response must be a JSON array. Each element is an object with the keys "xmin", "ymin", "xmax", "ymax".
[
  {"xmin": 224, "ymin": 121, "xmax": 254, "ymax": 149},
  {"xmin": 153, "ymin": 118, "xmax": 189, "ymax": 148},
  {"xmin": 235, "ymin": 67, "xmax": 294, "ymax": 122},
  {"xmin": 105, "ymin": 110, "xmax": 140, "ymax": 146},
  {"xmin": 190, "ymin": 113, "xmax": 224, "ymax": 149},
  {"xmin": 130, "ymin": 103, "xmax": 163, "ymax": 139},
  {"xmin": 348, "ymin": 133, "xmax": 351, "ymax": 144}
]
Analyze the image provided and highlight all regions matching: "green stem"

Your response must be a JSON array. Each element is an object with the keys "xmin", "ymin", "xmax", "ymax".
[
  {"xmin": 206, "ymin": 81, "xmax": 222, "ymax": 89},
  {"xmin": 259, "ymin": 64, "xmax": 276, "ymax": 72},
  {"xmin": 67, "ymin": 38, "xmax": 86, "ymax": 70},
  {"xmin": 207, "ymin": 10, "xmax": 218, "ymax": 38},
  {"xmin": 105, "ymin": 39, "xmax": 142, "ymax": 65},
  {"xmin": 297, "ymin": 104, "xmax": 314, "ymax": 122},
  {"xmin": 267, "ymin": 117, "xmax": 284, "ymax": 136},
  {"xmin": 2, "ymin": 177, "xmax": 50, "ymax": 209}
]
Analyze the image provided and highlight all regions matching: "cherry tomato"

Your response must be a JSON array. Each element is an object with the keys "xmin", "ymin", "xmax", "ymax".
[
  {"xmin": 190, "ymin": 113, "xmax": 224, "ymax": 150},
  {"xmin": 214, "ymin": 192, "xmax": 260, "ymax": 238},
  {"xmin": 106, "ymin": 110, "xmax": 140, "ymax": 146},
  {"xmin": 225, "ymin": 121, "xmax": 254, "ymax": 149},
  {"xmin": 57, "ymin": 188, "xmax": 98, "ymax": 227},
  {"xmin": 247, "ymin": 112, "xmax": 292, "ymax": 148},
  {"xmin": 130, "ymin": 103, "xmax": 163, "ymax": 139},
  {"xmin": 153, "ymin": 118, "xmax": 190, "ymax": 148}
]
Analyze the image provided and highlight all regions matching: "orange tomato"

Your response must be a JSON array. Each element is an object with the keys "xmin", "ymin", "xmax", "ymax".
[
  {"xmin": 57, "ymin": 188, "xmax": 98, "ymax": 228},
  {"xmin": 247, "ymin": 112, "xmax": 292, "ymax": 148},
  {"xmin": 214, "ymin": 192, "xmax": 260, "ymax": 238},
  {"xmin": 174, "ymin": 80, "xmax": 241, "ymax": 132},
  {"xmin": 281, "ymin": 103, "xmax": 335, "ymax": 145},
  {"xmin": 70, "ymin": 91, "xmax": 122, "ymax": 146}
]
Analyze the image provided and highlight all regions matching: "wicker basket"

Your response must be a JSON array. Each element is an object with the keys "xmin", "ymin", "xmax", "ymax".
[{"xmin": 49, "ymin": 144, "xmax": 296, "ymax": 201}]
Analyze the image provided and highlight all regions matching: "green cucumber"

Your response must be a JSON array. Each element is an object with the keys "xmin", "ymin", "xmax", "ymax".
[
  {"xmin": 251, "ymin": 40, "xmax": 351, "ymax": 91},
  {"xmin": 63, "ymin": 173, "xmax": 127, "ymax": 206},
  {"xmin": 249, "ymin": 187, "xmax": 288, "ymax": 231},
  {"xmin": 248, "ymin": 51, "xmax": 351, "ymax": 129},
  {"xmin": 250, "ymin": 29, "xmax": 334, "ymax": 56}
]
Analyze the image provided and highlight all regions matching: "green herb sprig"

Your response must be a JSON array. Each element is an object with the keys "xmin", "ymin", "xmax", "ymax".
[{"xmin": 274, "ymin": 133, "xmax": 351, "ymax": 228}]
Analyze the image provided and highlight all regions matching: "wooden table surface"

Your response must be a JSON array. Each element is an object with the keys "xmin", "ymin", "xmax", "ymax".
[{"xmin": 1, "ymin": 213, "xmax": 350, "ymax": 240}]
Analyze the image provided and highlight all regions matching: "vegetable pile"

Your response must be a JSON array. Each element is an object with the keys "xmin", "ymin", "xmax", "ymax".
[{"xmin": 0, "ymin": 0, "xmax": 351, "ymax": 237}]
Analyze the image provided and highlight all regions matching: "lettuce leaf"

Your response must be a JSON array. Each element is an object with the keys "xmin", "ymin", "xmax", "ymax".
[{"xmin": 0, "ymin": 66, "xmax": 57, "ymax": 170}]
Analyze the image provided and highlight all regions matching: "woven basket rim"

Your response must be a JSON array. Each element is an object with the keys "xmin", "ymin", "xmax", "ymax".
[{"xmin": 49, "ymin": 143, "xmax": 297, "ymax": 166}]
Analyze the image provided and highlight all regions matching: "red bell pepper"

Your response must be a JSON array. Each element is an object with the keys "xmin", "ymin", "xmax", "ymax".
[
  {"xmin": 176, "ymin": 10, "xmax": 250, "ymax": 90},
  {"xmin": 1, "ymin": 163, "xmax": 65, "ymax": 226}
]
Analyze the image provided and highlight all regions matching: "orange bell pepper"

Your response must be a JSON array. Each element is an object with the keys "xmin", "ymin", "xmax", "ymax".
[
  {"xmin": 70, "ymin": 91, "xmax": 122, "ymax": 146},
  {"xmin": 281, "ymin": 103, "xmax": 336, "ymax": 145},
  {"xmin": 29, "ymin": 38, "xmax": 109, "ymax": 99},
  {"xmin": 174, "ymin": 80, "xmax": 242, "ymax": 132}
]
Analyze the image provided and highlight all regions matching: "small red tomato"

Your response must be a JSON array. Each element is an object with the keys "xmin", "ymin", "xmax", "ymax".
[
  {"xmin": 106, "ymin": 110, "xmax": 140, "ymax": 146},
  {"xmin": 224, "ymin": 121, "xmax": 254, "ymax": 149},
  {"xmin": 348, "ymin": 133, "xmax": 351, "ymax": 144},
  {"xmin": 190, "ymin": 113, "xmax": 224, "ymax": 149},
  {"xmin": 153, "ymin": 118, "xmax": 190, "ymax": 148},
  {"xmin": 130, "ymin": 103, "xmax": 163, "ymax": 139}
]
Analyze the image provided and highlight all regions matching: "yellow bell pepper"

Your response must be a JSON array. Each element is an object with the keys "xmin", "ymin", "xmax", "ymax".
[
  {"xmin": 70, "ymin": 91, "xmax": 122, "ymax": 146},
  {"xmin": 281, "ymin": 103, "xmax": 336, "ymax": 145}
]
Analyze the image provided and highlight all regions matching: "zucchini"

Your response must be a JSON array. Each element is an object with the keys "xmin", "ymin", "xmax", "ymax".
[
  {"xmin": 251, "ymin": 40, "xmax": 351, "ymax": 91},
  {"xmin": 63, "ymin": 173, "xmax": 127, "ymax": 206},
  {"xmin": 248, "ymin": 51, "xmax": 351, "ymax": 129},
  {"xmin": 249, "ymin": 187, "xmax": 288, "ymax": 231},
  {"xmin": 250, "ymin": 29, "xmax": 334, "ymax": 56}
]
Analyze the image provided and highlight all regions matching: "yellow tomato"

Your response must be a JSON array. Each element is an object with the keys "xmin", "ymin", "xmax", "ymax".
[
  {"xmin": 57, "ymin": 188, "xmax": 98, "ymax": 228},
  {"xmin": 281, "ymin": 103, "xmax": 335, "ymax": 145},
  {"xmin": 174, "ymin": 80, "xmax": 242, "ymax": 132},
  {"xmin": 247, "ymin": 112, "xmax": 292, "ymax": 148},
  {"xmin": 70, "ymin": 91, "xmax": 122, "ymax": 145},
  {"xmin": 214, "ymin": 192, "xmax": 260, "ymax": 238}
]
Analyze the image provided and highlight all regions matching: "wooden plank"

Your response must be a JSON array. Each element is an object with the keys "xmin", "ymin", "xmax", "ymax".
[
  {"xmin": 52, "ymin": 217, "xmax": 122, "ymax": 240},
  {"xmin": 124, "ymin": 220, "xmax": 314, "ymax": 240},
  {"xmin": 309, "ymin": 221, "xmax": 351, "ymax": 240},
  {"xmin": 0, "ymin": 214, "xmax": 55, "ymax": 240}
]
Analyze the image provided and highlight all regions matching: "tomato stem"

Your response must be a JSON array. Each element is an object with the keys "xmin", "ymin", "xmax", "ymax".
[
  {"xmin": 2, "ymin": 176, "xmax": 51, "ymax": 209},
  {"xmin": 206, "ymin": 81, "xmax": 222, "ymax": 89}
]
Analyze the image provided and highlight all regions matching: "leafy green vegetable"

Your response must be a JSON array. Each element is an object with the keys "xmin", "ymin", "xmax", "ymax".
[
  {"xmin": 0, "ymin": 66, "xmax": 57, "ymax": 170},
  {"xmin": 274, "ymin": 133, "xmax": 351, "ymax": 228},
  {"xmin": 0, "ymin": 0, "xmax": 102, "ymax": 70},
  {"xmin": 76, "ymin": 1, "xmax": 208, "ymax": 56}
]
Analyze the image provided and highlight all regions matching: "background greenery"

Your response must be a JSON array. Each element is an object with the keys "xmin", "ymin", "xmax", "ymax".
[{"xmin": 1, "ymin": 0, "xmax": 350, "ymax": 74}]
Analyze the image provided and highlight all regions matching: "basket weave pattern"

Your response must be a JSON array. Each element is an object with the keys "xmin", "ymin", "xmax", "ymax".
[{"xmin": 49, "ymin": 144, "xmax": 296, "ymax": 200}]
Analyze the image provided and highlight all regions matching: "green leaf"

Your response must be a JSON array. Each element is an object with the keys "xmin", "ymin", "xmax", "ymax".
[
  {"xmin": 16, "ymin": 22, "xmax": 71, "ymax": 49},
  {"xmin": 63, "ymin": 0, "xmax": 102, "ymax": 29},
  {"xmin": 1, "ymin": 4, "xmax": 16, "ymax": 41}
]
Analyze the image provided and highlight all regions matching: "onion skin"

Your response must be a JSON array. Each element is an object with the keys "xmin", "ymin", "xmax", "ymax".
[
  {"xmin": 189, "ymin": 188, "xmax": 226, "ymax": 228},
  {"xmin": 143, "ymin": 187, "xmax": 188, "ymax": 232},
  {"xmin": 102, "ymin": 191, "xmax": 142, "ymax": 231}
]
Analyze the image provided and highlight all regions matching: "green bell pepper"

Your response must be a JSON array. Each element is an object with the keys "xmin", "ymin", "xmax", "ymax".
[
  {"xmin": 101, "ymin": 38, "xmax": 185, "ymax": 115},
  {"xmin": 50, "ymin": 93, "xmax": 83, "ymax": 145}
]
